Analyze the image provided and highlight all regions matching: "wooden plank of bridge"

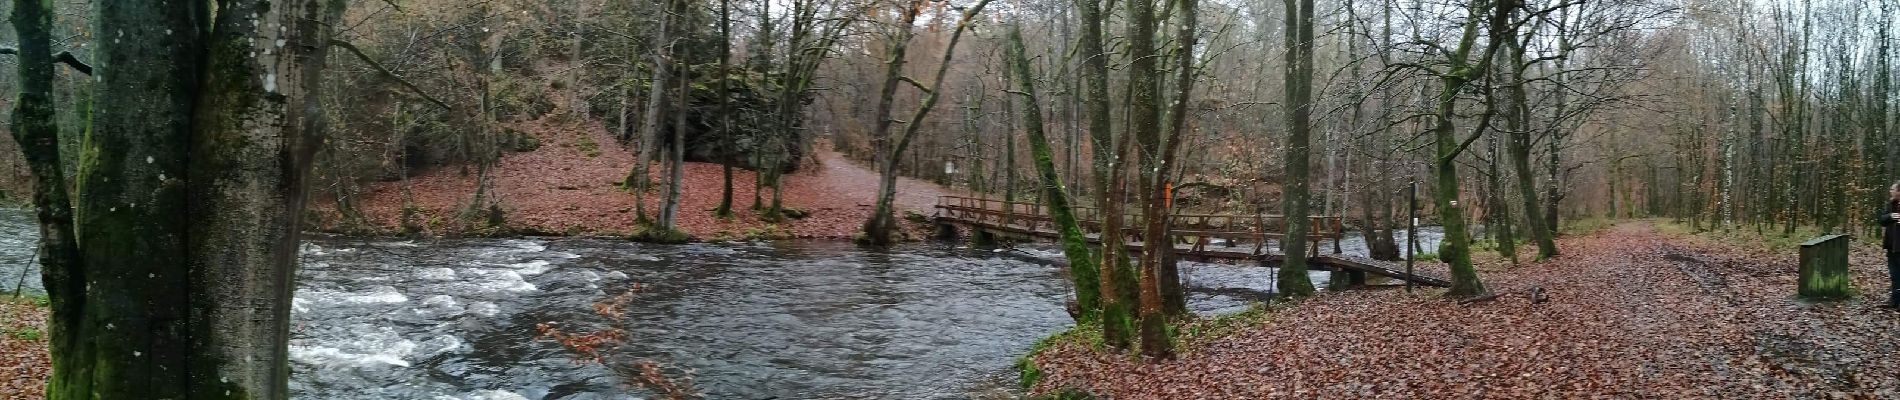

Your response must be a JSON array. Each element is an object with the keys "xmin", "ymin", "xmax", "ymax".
[{"xmin": 1314, "ymin": 254, "xmax": 1452, "ymax": 287}]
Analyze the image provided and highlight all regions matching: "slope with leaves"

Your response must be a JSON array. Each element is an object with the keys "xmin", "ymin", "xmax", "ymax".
[{"xmin": 314, "ymin": 57, "xmax": 958, "ymax": 240}]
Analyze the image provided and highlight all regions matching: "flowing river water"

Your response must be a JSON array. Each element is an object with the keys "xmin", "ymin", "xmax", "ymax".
[{"xmin": 0, "ymin": 208, "xmax": 1443, "ymax": 399}]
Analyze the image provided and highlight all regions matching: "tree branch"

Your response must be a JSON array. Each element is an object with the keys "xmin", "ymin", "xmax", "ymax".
[
  {"xmin": 898, "ymin": 76, "xmax": 932, "ymax": 93},
  {"xmin": 0, "ymin": 47, "xmax": 94, "ymax": 75},
  {"xmin": 54, "ymin": 51, "xmax": 91, "ymax": 75},
  {"xmin": 328, "ymin": 39, "xmax": 453, "ymax": 111}
]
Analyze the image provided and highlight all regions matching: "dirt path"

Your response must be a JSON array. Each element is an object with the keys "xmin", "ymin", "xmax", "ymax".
[
  {"xmin": 1031, "ymin": 223, "xmax": 1900, "ymax": 399},
  {"xmin": 787, "ymin": 148, "xmax": 957, "ymax": 216}
]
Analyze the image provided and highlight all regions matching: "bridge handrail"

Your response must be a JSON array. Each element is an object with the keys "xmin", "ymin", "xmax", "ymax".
[{"xmin": 935, "ymin": 195, "xmax": 1345, "ymax": 238}]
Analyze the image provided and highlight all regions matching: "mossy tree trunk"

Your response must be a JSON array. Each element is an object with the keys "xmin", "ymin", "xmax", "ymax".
[
  {"xmin": 9, "ymin": 0, "xmax": 83, "ymax": 397},
  {"xmin": 1158, "ymin": 0, "xmax": 1199, "ymax": 316},
  {"xmin": 1075, "ymin": 0, "xmax": 1137, "ymax": 349},
  {"xmin": 1278, "ymin": 0, "xmax": 1318, "ymax": 298},
  {"xmin": 1428, "ymin": 0, "xmax": 1514, "ymax": 298},
  {"xmin": 1006, "ymin": 22, "xmax": 1099, "ymax": 324},
  {"xmin": 1502, "ymin": 30, "xmax": 1557, "ymax": 260},
  {"xmin": 21, "ymin": 0, "xmax": 346, "ymax": 398},
  {"xmin": 1127, "ymin": 0, "xmax": 1176, "ymax": 358},
  {"xmin": 188, "ymin": 0, "xmax": 346, "ymax": 396},
  {"xmin": 62, "ymin": 3, "xmax": 206, "ymax": 397}
]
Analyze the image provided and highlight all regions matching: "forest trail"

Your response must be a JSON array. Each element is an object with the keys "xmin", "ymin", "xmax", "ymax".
[
  {"xmin": 1030, "ymin": 222, "xmax": 1900, "ymax": 398},
  {"xmin": 794, "ymin": 147, "xmax": 957, "ymax": 217}
]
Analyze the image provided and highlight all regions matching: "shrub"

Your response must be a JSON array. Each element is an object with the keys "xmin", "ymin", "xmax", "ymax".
[
  {"xmin": 501, "ymin": 127, "xmax": 542, "ymax": 152},
  {"xmin": 629, "ymin": 224, "xmax": 691, "ymax": 244},
  {"xmin": 572, "ymin": 133, "xmax": 602, "ymax": 158},
  {"xmin": 7, "ymin": 327, "xmax": 42, "ymax": 341}
]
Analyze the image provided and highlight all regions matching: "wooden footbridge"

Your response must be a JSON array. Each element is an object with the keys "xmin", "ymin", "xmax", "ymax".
[{"xmin": 931, "ymin": 195, "xmax": 1450, "ymax": 288}]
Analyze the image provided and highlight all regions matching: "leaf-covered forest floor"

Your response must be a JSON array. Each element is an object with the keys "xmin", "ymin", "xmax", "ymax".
[
  {"xmin": 1028, "ymin": 222, "xmax": 1900, "ymax": 399},
  {"xmin": 0, "ymin": 296, "xmax": 48, "ymax": 399},
  {"xmin": 313, "ymin": 109, "xmax": 955, "ymax": 241},
  {"xmin": 309, "ymin": 55, "xmax": 959, "ymax": 241}
]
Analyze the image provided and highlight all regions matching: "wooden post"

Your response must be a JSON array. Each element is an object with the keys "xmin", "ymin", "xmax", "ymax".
[
  {"xmin": 1406, "ymin": 181, "xmax": 1418, "ymax": 294},
  {"xmin": 1797, "ymin": 234, "xmax": 1853, "ymax": 300},
  {"xmin": 934, "ymin": 222, "xmax": 959, "ymax": 241},
  {"xmin": 1003, "ymin": 197, "xmax": 1015, "ymax": 228},
  {"xmin": 1332, "ymin": 217, "xmax": 1344, "ymax": 254},
  {"xmin": 972, "ymin": 228, "xmax": 998, "ymax": 247}
]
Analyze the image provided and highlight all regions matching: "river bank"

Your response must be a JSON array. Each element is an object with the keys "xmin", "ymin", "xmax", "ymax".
[
  {"xmin": 1022, "ymin": 221, "xmax": 1900, "ymax": 398},
  {"xmin": 0, "ymin": 205, "xmax": 1439, "ymax": 399},
  {"xmin": 0, "ymin": 229, "xmax": 1305, "ymax": 398}
]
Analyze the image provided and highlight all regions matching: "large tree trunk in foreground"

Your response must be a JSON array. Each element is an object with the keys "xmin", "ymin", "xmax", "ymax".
[
  {"xmin": 1127, "ymin": 0, "xmax": 1173, "ymax": 358},
  {"xmin": 1075, "ymin": 0, "xmax": 1137, "ymax": 349},
  {"xmin": 9, "ymin": 1, "xmax": 83, "ymax": 397},
  {"xmin": 62, "ymin": 3, "xmax": 205, "ymax": 397},
  {"xmin": 1006, "ymin": 22, "xmax": 1099, "ymax": 324},
  {"xmin": 32, "ymin": 0, "xmax": 344, "ymax": 398},
  {"xmin": 1158, "ymin": 0, "xmax": 1200, "ymax": 316},
  {"xmin": 188, "ymin": 0, "xmax": 343, "ymax": 396},
  {"xmin": 1278, "ymin": 0, "xmax": 1317, "ymax": 298}
]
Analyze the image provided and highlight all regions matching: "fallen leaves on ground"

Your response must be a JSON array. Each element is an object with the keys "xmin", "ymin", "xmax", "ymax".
[
  {"xmin": 0, "ymin": 297, "xmax": 48, "ymax": 399},
  {"xmin": 1029, "ymin": 222, "xmax": 1900, "ymax": 399},
  {"xmin": 313, "ymin": 89, "xmax": 956, "ymax": 240}
]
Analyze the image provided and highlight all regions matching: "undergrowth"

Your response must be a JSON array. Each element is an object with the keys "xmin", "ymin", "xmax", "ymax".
[
  {"xmin": 1173, "ymin": 301, "xmax": 1276, "ymax": 351},
  {"xmin": 1653, "ymin": 219, "xmax": 1869, "ymax": 252},
  {"xmin": 568, "ymin": 131, "xmax": 602, "ymax": 158},
  {"xmin": 1017, "ymin": 302, "xmax": 1281, "ymax": 398},
  {"xmin": 1017, "ymin": 323, "xmax": 1103, "ymax": 390},
  {"xmin": 1560, "ymin": 217, "xmax": 1615, "ymax": 236},
  {"xmin": 710, "ymin": 224, "xmax": 792, "ymax": 241},
  {"xmin": 2, "ymin": 295, "xmax": 47, "ymax": 341},
  {"xmin": 628, "ymin": 223, "xmax": 692, "ymax": 244},
  {"xmin": 1471, "ymin": 238, "xmax": 1523, "ymax": 253}
]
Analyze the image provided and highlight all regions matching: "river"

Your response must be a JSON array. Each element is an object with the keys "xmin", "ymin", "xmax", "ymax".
[{"xmin": 0, "ymin": 208, "xmax": 1443, "ymax": 399}]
